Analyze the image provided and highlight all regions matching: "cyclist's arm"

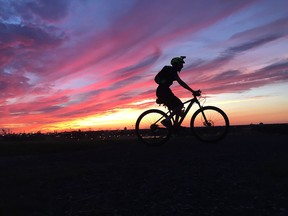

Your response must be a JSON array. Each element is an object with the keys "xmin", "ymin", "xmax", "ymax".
[{"xmin": 175, "ymin": 74, "xmax": 194, "ymax": 93}]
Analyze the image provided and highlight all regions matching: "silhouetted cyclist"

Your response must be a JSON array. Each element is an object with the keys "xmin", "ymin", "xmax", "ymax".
[{"xmin": 155, "ymin": 56, "xmax": 201, "ymax": 128}]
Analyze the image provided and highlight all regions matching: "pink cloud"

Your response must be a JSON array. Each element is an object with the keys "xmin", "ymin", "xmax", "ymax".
[
  {"xmin": 187, "ymin": 59, "xmax": 288, "ymax": 94},
  {"xmin": 1, "ymin": 0, "xmax": 288, "ymax": 132},
  {"xmin": 230, "ymin": 17, "xmax": 288, "ymax": 42}
]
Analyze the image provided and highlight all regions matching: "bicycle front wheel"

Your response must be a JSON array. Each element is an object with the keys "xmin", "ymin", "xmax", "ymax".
[
  {"xmin": 191, "ymin": 106, "xmax": 229, "ymax": 142},
  {"xmin": 135, "ymin": 109, "xmax": 172, "ymax": 146}
]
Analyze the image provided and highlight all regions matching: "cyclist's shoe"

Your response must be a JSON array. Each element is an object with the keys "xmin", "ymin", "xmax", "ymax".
[{"xmin": 161, "ymin": 119, "xmax": 172, "ymax": 128}]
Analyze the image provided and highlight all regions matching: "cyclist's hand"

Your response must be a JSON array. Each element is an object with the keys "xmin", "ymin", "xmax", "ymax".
[{"xmin": 193, "ymin": 90, "xmax": 201, "ymax": 97}]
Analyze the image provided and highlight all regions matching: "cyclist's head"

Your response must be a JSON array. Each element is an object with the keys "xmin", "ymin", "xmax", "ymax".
[{"xmin": 171, "ymin": 56, "xmax": 186, "ymax": 70}]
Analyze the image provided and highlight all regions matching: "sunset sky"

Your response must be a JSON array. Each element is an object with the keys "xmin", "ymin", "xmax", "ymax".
[{"xmin": 1, "ymin": 0, "xmax": 288, "ymax": 133}]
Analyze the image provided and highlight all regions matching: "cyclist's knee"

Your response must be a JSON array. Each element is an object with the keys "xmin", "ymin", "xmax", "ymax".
[
  {"xmin": 173, "ymin": 104, "xmax": 183, "ymax": 114},
  {"xmin": 175, "ymin": 104, "xmax": 184, "ymax": 116}
]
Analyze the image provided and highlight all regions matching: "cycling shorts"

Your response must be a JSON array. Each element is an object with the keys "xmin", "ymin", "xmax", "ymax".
[{"xmin": 156, "ymin": 85, "xmax": 183, "ymax": 110}]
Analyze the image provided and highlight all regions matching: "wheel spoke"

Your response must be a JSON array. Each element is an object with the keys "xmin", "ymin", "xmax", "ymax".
[
  {"xmin": 136, "ymin": 109, "xmax": 171, "ymax": 145},
  {"xmin": 191, "ymin": 106, "xmax": 229, "ymax": 142}
]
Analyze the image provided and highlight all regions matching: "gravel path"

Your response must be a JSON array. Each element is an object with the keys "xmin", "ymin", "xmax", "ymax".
[{"xmin": 1, "ymin": 133, "xmax": 287, "ymax": 215}]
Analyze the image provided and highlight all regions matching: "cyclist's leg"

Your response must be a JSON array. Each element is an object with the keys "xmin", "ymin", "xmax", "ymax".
[
  {"xmin": 164, "ymin": 96, "xmax": 183, "ymax": 124},
  {"xmin": 156, "ymin": 86, "xmax": 183, "ymax": 125}
]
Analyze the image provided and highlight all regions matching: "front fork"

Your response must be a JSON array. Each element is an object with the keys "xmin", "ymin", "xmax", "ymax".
[{"xmin": 197, "ymin": 103, "xmax": 212, "ymax": 127}]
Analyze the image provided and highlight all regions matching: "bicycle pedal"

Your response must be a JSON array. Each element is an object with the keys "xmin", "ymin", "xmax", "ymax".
[{"xmin": 161, "ymin": 119, "xmax": 172, "ymax": 128}]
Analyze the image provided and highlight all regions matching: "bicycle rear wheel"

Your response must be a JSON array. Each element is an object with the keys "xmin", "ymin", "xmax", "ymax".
[
  {"xmin": 135, "ymin": 109, "xmax": 172, "ymax": 146},
  {"xmin": 191, "ymin": 106, "xmax": 229, "ymax": 142}
]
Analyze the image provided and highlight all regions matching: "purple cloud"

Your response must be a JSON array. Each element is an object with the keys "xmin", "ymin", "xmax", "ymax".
[{"xmin": 1, "ymin": 0, "xmax": 287, "ymax": 132}]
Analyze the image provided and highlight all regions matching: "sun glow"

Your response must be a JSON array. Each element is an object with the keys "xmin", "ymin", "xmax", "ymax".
[
  {"xmin": 131, "ymin": 99, "xmax": 155, "ymax": 106},
  {"xmin": 44, "ymin": 108, "xmax": 143, "ymax": 132}
]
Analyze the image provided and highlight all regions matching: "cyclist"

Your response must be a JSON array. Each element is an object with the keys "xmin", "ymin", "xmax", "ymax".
[{"xmin": 154, "ymin": 56, "xmax": 201, "ymax": 128}]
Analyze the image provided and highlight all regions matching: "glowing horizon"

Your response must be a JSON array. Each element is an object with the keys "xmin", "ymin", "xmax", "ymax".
[{"xmin": 1, "ymin": 0, "xmax": 288, "ymax": 133}]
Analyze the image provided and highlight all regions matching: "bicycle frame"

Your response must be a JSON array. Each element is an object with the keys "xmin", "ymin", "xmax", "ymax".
[
  {"xmin": 136, "ymin": 94, "xmax": 230, "ymax": 144},
  {"xmin": 165, "ymin": 96, "xmax": 203, "ymax": 126}
]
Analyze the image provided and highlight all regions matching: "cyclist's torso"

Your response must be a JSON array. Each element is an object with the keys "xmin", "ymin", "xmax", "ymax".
[
  {"xmin": 155, "ymin": 66, "xmax": 182, "ymax": 110},
  {"xmin": 155, "ymin": 66, "xmax": 178, "ymax": 87}
]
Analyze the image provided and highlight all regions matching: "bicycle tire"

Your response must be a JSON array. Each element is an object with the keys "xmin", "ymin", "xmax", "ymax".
[
  {"xmin": 135, "ymin": 109, "xmax": 172, "ymax": 146},
  {"xmin": 190, "ymin": 106, "xmax": 229, "ymax": 142}
]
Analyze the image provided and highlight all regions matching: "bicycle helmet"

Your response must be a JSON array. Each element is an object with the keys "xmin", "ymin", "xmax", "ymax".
[{"xmin": 171, "ymin": 56, "xmax": 186, "ymax": 66}]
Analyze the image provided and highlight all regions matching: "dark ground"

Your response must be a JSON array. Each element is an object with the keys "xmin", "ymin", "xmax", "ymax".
[{"xmin": 0, "ymin": 128, "xmax": 288, "ymax": 216}]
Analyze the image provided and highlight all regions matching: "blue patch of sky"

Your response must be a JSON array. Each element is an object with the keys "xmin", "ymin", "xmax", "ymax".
[
  {"xmin": 25, "ymin": 72, "xmax": 39, "ymax": 85},
  {"xmin": 59, "ymin": 0, "xmax": 136, "ymax": 34},
  {"xmin": 0, "ymin": 15, "xmax": 22, "ymax": 25},
  {"xmin": 192, "ymin": 1, "xmax": 287, "ymax": 45},
  {"xmin": 164, "ymin": 0, "xmax": 288, "ymax": 67},
  {"xmin": 57, "ymin": 77, "xmax": 95, "ymax": 90}
]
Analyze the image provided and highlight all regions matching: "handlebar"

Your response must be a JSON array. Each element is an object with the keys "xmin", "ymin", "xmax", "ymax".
[{"xmin": 193, "ymin": 89, "xmax": 201, "ymax": 97}]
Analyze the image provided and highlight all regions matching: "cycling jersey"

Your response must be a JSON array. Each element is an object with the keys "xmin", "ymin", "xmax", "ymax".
[{"xmin": 154, "ymin": 66, "xmax": 178, "ymax": 87}]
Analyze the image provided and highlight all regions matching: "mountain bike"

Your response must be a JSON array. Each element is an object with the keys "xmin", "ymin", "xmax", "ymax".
[{"xmin": 135, "ymin": 91, "xmax": 229, "ymax": 146}]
